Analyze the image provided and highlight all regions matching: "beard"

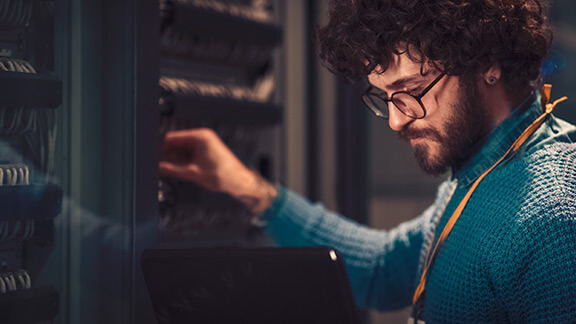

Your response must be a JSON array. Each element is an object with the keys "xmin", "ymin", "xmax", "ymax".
[{"xmin": 399, "ymin": 76, "xmax": 492, "ymax": 176}]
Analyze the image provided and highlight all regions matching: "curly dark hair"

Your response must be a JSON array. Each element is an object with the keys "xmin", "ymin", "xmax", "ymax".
[{"xmin": 317, "ymin": 0, "xmax": 553, "ymax": 94}]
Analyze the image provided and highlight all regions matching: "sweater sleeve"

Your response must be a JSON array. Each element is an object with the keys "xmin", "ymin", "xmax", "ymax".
[
  {"xmin": 491, "ymin": 199, "xmax": 576, "ymax": 323},
  {"xmin": 260, "ymin": 186, "xmax": 439, "ymax": 311}
]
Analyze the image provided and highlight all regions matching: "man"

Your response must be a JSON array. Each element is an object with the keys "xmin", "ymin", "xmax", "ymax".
[{"xmin": 160, "ymin": 0, "xmax": 576, "ymax": 322}]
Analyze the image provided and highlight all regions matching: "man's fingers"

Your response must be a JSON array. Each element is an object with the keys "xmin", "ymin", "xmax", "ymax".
[
  {"xmin": 162, "ymin": 134, "xmax": 200, "ymax": 154},
  {"xmin": 163, "ymin": 128, "xmax": 216, "ymax": 147},
  {"xmin": 159, "ymin": 161, "xmax": 201, "ymax": 182},
  {"xmin": 161, "ymin": 146, "xmax": 195, "ymax": 164}
]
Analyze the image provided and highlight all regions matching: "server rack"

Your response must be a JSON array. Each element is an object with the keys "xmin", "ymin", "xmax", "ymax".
[
  {"xmin": 7, "ymin": 0, "xmax": 287, "ymax": 322},
  {"xmin": 157, "ymin": 0, "xmax": 285, "ymax": 248},
  {"xmin": 0, "ymin": 1, "xmax": 360, "ymax": 323},
  {"xmin": 0, "ymin": 1, "xmax": 62, "ymax": 323}
]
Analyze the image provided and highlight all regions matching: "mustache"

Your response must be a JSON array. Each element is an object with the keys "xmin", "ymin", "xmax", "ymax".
[{"xmin": 398, "ymin": 127, "xmax": 442, "ymax": 142}]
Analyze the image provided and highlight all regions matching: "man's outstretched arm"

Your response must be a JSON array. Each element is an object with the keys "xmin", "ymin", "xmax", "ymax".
[{"xmin": 158, "ymin": 127, "xmax": 445, "ymax": 310}]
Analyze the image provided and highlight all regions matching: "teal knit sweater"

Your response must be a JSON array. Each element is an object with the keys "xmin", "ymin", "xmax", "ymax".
[{"xmin": 262, "ymin": 92, "xmax": 576, "ymax": 322}]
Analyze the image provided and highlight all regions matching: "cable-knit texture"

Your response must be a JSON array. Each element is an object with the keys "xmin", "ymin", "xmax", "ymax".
[{"xmin": 263, "ymin": 94, "xmax": 576, "ymax": 322}]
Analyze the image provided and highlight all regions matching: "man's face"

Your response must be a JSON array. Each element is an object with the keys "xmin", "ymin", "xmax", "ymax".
[{"xmin": 367, "ymin": 53, "xmax": 492, "ymax": 175}]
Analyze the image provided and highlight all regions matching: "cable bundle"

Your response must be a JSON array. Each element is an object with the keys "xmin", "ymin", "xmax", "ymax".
[
  {"xmin": 0, "ymin": 108, "xmax": 40, "ymax": 136},
  {"xmin": 160, "ymin": 122, "xmax": 264, "ymax": 167},
  {"xmin": 168, "ymin": 121, "xmax": 263, "ymax": 161},
  {"xmin": 23, "ymin": 109, "xmax": 56, "ymax": 176},
  {"xmin": 159, "ymin": 117, "xmax": 266, "ymax": 171},
  {"xmin": 0, "ymin": 270, "xmax": 31, "ymax": 293},
  {"xmin": 0, "ymin": 220, "xmax": 35, "ymax": 242},
  {"xmin": 0, "ymin": 58, "xmax": 36, "ymax": 73},
  {"xmin": 159, "ymin": 74, "xmax": 274, "ymax": 102},
  {"xmin": 0, "ymin": 109, "xmax": 57, "ymax": 179},
  {"xmin": 0, "ymin": 164, "xmax": 30, "ymax": 186},
  {"xmin": 0, "ymin": 59, "xmax": 41, "ymax": 136},
  {"xmin": 166, "ymin": 0, "xmax": 273, "ymax": 23},
  {"xmin": 160, "ymin": 26, "xmax": 273, "ymax": 67},
  {"xmin": 159, "ymin": 202, "xmax": 252, "ymax": 235},
  {"xmin": 0, "ymin": 0, "xmax": 33, "ymax": 30}
]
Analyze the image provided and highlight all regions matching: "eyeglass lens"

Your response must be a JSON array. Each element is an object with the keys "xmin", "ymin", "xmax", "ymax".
[
  {"xmin": 389, "ymin": 93, "xmax": 424, "ymax": 118},
  {"xmin": 363, "ymin": 73, "xmax": 445, "ymax": 120},
  {"xmin": 362, "ymin": 92, "xmax": 424, "ymax": 119}
]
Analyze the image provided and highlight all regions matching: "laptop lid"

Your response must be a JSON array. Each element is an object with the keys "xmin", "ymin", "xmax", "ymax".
[{"xmin": 141, "ymin": 246, "xmax": 361, "ymax": 324}]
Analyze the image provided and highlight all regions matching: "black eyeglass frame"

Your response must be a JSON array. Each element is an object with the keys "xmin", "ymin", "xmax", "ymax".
[{"xmin": 362, "ymin": 72, "xmax": 446, "ymax": 120}]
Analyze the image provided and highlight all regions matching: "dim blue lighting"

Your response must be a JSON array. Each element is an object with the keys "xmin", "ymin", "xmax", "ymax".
[
  {"xmin": 541, "ymin": 53, "xmax": 569, "ymax": 77},
  {"xmin": 551, "ymin": 53, "xmax": 568, "ymax": 70}
]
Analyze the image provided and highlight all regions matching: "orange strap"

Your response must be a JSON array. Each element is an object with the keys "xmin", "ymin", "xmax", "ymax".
[{"xmin": 412, "ymin": 86, "xmax": 567, "ymax": 305}]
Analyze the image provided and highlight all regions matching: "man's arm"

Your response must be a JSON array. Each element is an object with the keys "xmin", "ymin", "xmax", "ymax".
[
  {"xmin": 159, "ymin": 128, "xmax": 447, "ymax": 310},
  {"xmin": 262, "ymin": 185, "xmax": 444, "ymax": 310},
  {"xmin": 491, "ymin": 200, "xmax": 576, "ymax": 322}
]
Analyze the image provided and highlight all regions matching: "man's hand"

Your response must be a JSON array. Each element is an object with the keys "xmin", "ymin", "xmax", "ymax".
[{"xmin": 159, "ymin": 128, "xmax": 277, "ymax": 214}]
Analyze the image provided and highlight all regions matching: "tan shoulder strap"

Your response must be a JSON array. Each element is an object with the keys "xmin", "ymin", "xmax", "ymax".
[{"xmin": 541, "ymin": 84, "xmax": 552, "ymax": 109}]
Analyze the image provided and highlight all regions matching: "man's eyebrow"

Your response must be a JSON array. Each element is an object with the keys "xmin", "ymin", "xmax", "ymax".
[
  {"xmin": 366, "ymin": 73, "xmax": 424, "ymax": 93},
  {"xmin": 388, "ymin": 74, "xmax": 422, "ymax": 90}
]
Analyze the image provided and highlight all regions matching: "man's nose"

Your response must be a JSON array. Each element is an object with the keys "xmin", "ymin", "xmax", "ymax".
[{"xmin": 388, "ymin": 103, "xmax": 414, "ymax": 132}]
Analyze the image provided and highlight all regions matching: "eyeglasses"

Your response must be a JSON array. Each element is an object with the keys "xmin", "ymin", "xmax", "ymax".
[{"xmin": 362, "ymin": 73, "xmax": 446, "ymax": 119}]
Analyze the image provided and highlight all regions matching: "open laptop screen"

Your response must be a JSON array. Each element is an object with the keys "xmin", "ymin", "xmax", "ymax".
[{"xmin": 141, "ymin": 247, "xmax": 361, "ymax": 324}]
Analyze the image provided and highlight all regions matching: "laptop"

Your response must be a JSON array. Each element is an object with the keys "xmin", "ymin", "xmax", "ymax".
[{"xmin": 141, "ymin": 246, "xmax": 361, "ymax": 324}]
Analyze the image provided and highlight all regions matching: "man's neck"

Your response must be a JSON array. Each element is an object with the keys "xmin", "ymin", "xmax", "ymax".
[
  {"xmin": 450, "ymin": 89, "xmax": 536, "ymax": 178},
  {"xmin": 485, "ymin": 85, "xmax": 532, "ymax": 130}
]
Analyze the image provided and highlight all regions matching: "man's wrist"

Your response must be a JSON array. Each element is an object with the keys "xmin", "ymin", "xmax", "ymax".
[{"xmin": 231, "ymin": 169, "xmax": 278, "ymax": 215}]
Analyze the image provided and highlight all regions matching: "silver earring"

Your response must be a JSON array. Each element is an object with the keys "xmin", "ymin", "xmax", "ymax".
[{"xmin": 487, "ymin": 76, "xmax": 498, "ymax": 85}]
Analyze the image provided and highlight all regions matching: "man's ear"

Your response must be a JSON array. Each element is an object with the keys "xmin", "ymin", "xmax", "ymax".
[{"xmin": 483, "ymin": 63, "xmax": 502, "ymax": 85}]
